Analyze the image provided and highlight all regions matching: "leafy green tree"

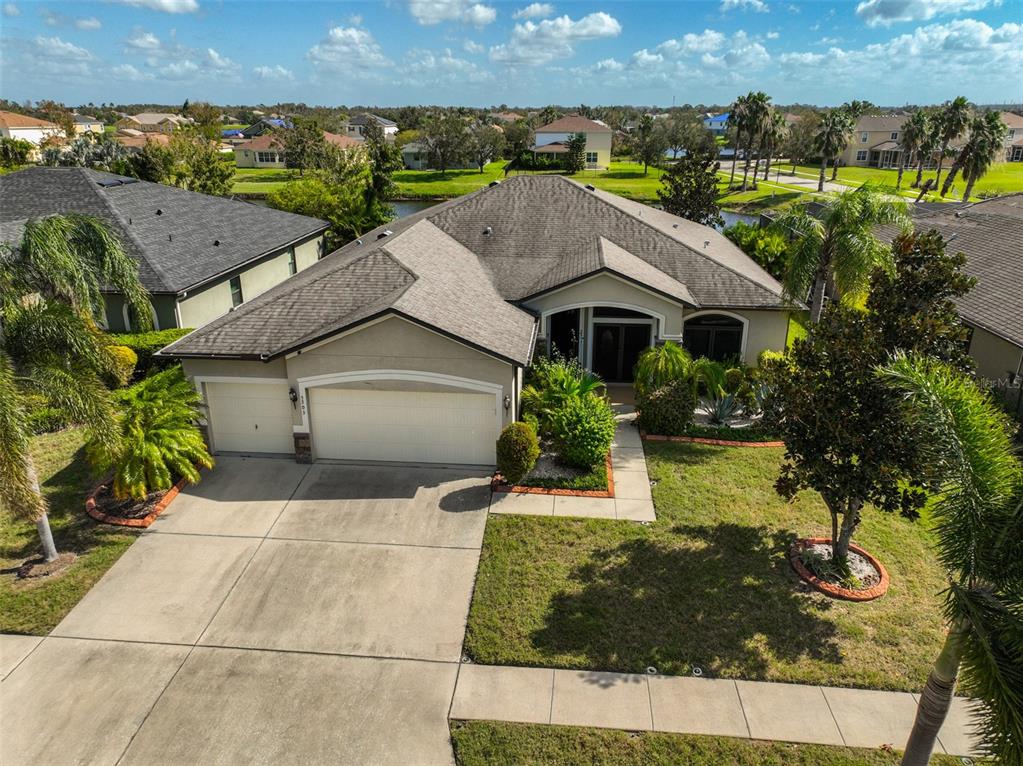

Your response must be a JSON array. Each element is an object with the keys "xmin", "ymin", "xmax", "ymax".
[
  {"xmin": 419, "ymin": 113, "xmax": 469, "ymax": 176},
  {"xmin": 122, "ymin": 139, "xmax": 175, "ymax": 183},
  {"xmin": 933, "ymin": 96, "xmax": 972, "ymax": 194},
  {"xmin": 467, "ymin": 121, "xmax": 505, "ymax": 173},
  {"xmin": 362, "ymin": 118, "xmax": 402, "ymax": 207},
  {"xmin": 634, "ymin": 115, "xmax": 666, "ymax": 176},
  {"xmin": 724, "ymin": 221, "xmax": 789, "ymax": 280},
  {"xmin": 185, "ymin": 101, "xmax": 223, "ymax": 141},
  {"xmin": 897, "ymin": 110, "xmax": 929, "ymax": 190},
  {"xmin": 774, "ymin": 185, "xmax": 908, "ymax": 322},
  {"xmin": 564, "ymin": 132, "xmax": 587, "ymax": 174},
  {"xmin": 87, "ymin": 366, "xmax": 213, "ymax": 500},
  {"xmin": 657, "ymin": 150, "xmax": 723, "ymax": 227},
  {"xmin": 767, "ymin": 305, "xmax": 924, "ymax": 567},
  {"xmin": 0, "ymin": 137, "xmax": 32, "ymax": 168},
  {"xmin": 502, "ymin": 120, "xmax": 532, "ymax": 158},
  {"xmin": 878, "ymin": 356, "xmax": 1023, "ymax": 766},
  {"xmin": 168, "ymin": 134, "xmax": 233, "ymax": 196},
  {"xmin": 783, "ymin": 112, "xmax": 819, "ymax": 174},
  {"xmin": 0, "ymin": 215, "xmax": 151, "ymax": 562},
  {"xmin": 866, "ymin": 230, "xmax": 975, "ymax": 372},
  {"xmin": 812, "ymin": 110, "xmax": 853, "ymax": 191},
  {"xmin": 274, "ymin": 117, "xmax": 327, "ymax": 175}
]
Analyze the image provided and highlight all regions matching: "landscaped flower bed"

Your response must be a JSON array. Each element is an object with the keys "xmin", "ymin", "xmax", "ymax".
[
  {"xmin": 85, "ymin": 475, "xmax": 188, "ymax": 528},
  {"xmin": 492, "ymin": 452, "xmax": 613, "ymax": 497},
  {"xmin": 642, "ymin": 422, "xmax": 784, "ymax": 447},
  {"xmin": 789, "ymin": 537, "xmax": 890, "ymax": 602}
]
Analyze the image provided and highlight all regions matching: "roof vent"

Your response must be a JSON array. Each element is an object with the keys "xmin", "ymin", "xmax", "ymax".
[
  {"xmin": 213, "ymin": 239, "xmax": 221, "ymax": 247},
  {"xmin": 672, "ymin": 223, "xmax": 678, "ymax": 229},
  {"xmin": 483, "ymin": 226, "xmax": 493, "ymax": 237},
  {"xmin": 488, "ymin": 180, "xmax": 500, "ymax": 187},
  {"xmin": 376, "ymin": 230, "xmax": 393, "ymax": 240},
  {"xmin": 585, "ymin": 184, "xmax": 595, "ymax": 191},
  {"xmin": 703, "ymin": 240, "xmax": 710, "ymax": 249},
  {"xmin": 155, "ymin": 209, "xmax": 163, "ymax": 215},
  {"xmin": 168, "ymin": 234, "xmax": 172, "ymax": 242}
]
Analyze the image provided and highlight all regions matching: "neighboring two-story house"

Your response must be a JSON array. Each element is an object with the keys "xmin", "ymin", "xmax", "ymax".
[
  {"xmin": 0, "ymin": 167, "xmax": 329, "ymax": 332},
  {"xmin": 532, "ymin": 114, "xmax": 613, "ymax": 170},
  {"xmin": 839, "ymin": 115, "xmax": 909, "ymax": 169},
  {"xmin": 1001, "ymin": 112, "xmax": 1023, "ymax": 162},
  {"xmin": 344, "ymin": 114, "xmax": 397, "ymax": 140},
  {"xmin": 702, "ymin": 112, "xmax": 730, "ymax": 136},
  {"xmin": 72, "ymin": 114, "xmax": 104, "ymax": 134}
]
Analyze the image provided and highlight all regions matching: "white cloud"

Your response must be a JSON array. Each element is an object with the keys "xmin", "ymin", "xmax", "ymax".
[
  {"xmin": 409, "ymin": 0, "xmax": 497, "ymax": 26},
  {"xmin": 489, "ymin": 11, "xmax": 621, "ymax": 65},
  {"xmin": 513, "ymin": 2, "xmax": 553, "ymax": 19},
  {"xmin": 765, "ymin": 30, "xmax": 779, "ymax": 39},
  {"xmin": 657, "ymin": 29, "xmax": 726, "ymax": 56},
  {"xmin": 41, "ymin": 8, "xmax": 103, "ymax": 29},
  {"xmin": 631, "ymin": 49, "xmax": 663, "ymax": 67},
  {"xmin": 111, "ymin": 0, "xmax": 198, "ymax": 12},
  {"xmin": 35, "ymin": 35, "xmax": 93, "ymax": 60},
  {"xmin": 163, "ymin": 59, "xmax": 199, "ymax": 78},
  {"xmin": 205, "ymin": 48, "xmax": 238, "ymax": 71},
  {"xmin": 125, "ymin": 30, "xmax": 163, "ymax": 51},
  {"xmin": 463, "ymin": 39, "xmax": 484, "ymax": 53},
  {"xmin": 2, "ymin": 3, "xmax": 19, "ymax": 16},
  {"xmin": 721, "ymin": 0, "xmax": 768, "ymax": 12},
  {"xmin": 700, "ymin": 31, "xmax": 770, "ymax": 68},
  {"xmin": 112, "ymin": 63, "xmax": 154, "ymax": 81},
  {"xmin": 856, "ymin": 0, "xmax": 998, "ymax": 26},
  {"xmin": 399, "ymin": 47, "xmax": 492, "ymax": 84},
  {"xmin": 41, "ymin": 8, "xmax": 60, "ymax": 26},
  {"xmin": 253, "ymin": 64, "xmax": 294, "ymax": 80},
  {"xmin": 75, "ymin": 17, "xmax": 102, "ymax": 30},
  {"xmin": 593, "ymin": 57, "xmax": 623, "ymax": 72},
  {"xmin": 347, "ymin": 13, "xmax": 363, "ymax": 25},
  {"xmin": 307, "ymin": 26, "xmax": 392, "ymax": 69}
]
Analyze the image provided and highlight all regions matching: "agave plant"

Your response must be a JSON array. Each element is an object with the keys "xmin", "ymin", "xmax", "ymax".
[{"xmin": 88, "ymin": 366, "xmax": 213, "ymax": 500}]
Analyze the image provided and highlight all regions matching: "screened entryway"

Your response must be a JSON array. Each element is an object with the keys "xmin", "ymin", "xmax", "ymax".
[{"xmin": 683, "ymin": 313, "xmax": 744, "ymax": 362}]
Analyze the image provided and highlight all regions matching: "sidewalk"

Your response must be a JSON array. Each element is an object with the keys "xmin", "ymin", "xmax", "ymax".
[
  {"xmin": 489, "ymin": 404, "xmax": 656, "ymax": 523},
  {"xmin": 450, "ymin": 664, "xmax": 982, "ymax": 757}
]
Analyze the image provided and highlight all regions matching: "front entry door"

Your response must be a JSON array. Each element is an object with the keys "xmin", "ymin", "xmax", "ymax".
[{"xmin": 592, "ymin": 323, "xmax": 650, "ymax": 382}]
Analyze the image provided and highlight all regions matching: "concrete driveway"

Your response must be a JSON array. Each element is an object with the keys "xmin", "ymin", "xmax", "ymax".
[{"xmin": 1, "ymin": 457, "xmax": 491, "ymax": 766}]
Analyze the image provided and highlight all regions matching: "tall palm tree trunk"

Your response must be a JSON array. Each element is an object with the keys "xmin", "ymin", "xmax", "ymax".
[
  {"xmin": 818, "ymin": 155, "xmax": 827, "ymax": 192},
  {"xmin": 901, "ymin": 625, "xmax": 964, "ymax": 766},
  {"xmin": 26, "ymin": 457, "xmax": 59, "ymax": 562},
  {"xmin": 962, "ymin": 176, "xmax": 977, "ymax": 202},
  {"xmin": 934, "ymin": 145, "xmax": 947, "ymax": 193},
  {"xmin": 896, "ymin": 151, "xmax": 907, "ymax": 189},
  {"xmin": 830, "ymin": 157, "xmax": 840, "ymax": 182},
  {"xmin": 913, "ymin": 154, "xmax": 925, "ymax": 188},
  {"xmin": 729, "ymin": 128, "xmax": 741, "ymax": 187},
  {"xmin": 763, "ymin": 139, "xmax": 773, "ymax": 181},
  {"xmin": 940, "ymin": 154, "xmax": 963, "ymax": 197},
  {"xmin": 809, "ymin": 270, "xmax": 827, "ymax": 322},
  {"xmin": 741, "ymin": 136, "xmax": 754, "ymax": 191}
]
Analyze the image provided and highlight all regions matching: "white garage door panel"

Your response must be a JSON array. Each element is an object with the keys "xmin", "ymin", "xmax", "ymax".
[
  {"xmin": 309, "ymin": 388, "xmax": 497, "ymax": 465},
  {"xmin": 206, "ymin": 382, "xmax": 294, "ymax": 454}
]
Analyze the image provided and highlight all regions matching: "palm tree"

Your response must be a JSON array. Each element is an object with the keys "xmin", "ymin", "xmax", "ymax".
[
  {"xmin": 0, "ymin": 215, "xmax": 151, "ymax": 562},
  {"xmin": 897, "ymin": 110, "xmax": 928, "ymax": 190},
  {"xmin": 761, "ymin": 110, "xmax": 789, "ymax": 182},
  {"xmin": 740, "ymin": 92, "xmax": 771, "ymax": 191},
  {"xmin": 933, "ymin": 96, "xmax": 972, "ymax": 194},
  {"xmin": 773, "ymin": 185, "xmax": 909, "ymax": 322},
  {"xmin": 878, "ymin": 355, "xmax": 1023, "ymax": 766},
  {"xmin": 942, "ymin": 112, "xmax": 1007, "ymax": 200},
  {"xmin": 727, "ymin": 95, "xmax": 749, "ymax": 188},
  {"xmin": 812, "ymin": 110, "xmax": 853, "ymax": 192},
  {"xmin": 914, "ymin": 118, "xmax": 939, "ymax": 189},
  {"xmin": 961, "ymin": 113, "xmax": 1008, "ymax": 202}
]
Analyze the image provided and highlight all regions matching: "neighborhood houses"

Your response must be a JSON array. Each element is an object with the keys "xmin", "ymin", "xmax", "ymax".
[{"xmin": 1, "ymin": 2, "xmax": 1022, "ymax": 764}]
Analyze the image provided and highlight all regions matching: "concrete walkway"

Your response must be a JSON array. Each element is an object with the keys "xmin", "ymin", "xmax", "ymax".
[
  {"xmin": 450, "ymin": 664, "xmax": 982, "ymax": 757},
  {"xmin": 490, "ymin": 403, "xmax": 656, "ymax": 523}
]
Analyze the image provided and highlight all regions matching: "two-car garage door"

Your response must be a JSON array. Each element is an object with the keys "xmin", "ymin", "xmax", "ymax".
[
  {"xmin": 204, "ymin": 380, "xmax": 499, "ymax": 465},
  {"xmin": 309, "ymin": 387, "xmax": 498, "ymax": 465}
]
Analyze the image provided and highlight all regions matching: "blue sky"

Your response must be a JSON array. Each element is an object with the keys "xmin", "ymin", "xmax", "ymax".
[{"xmin": 1, "ymin": 0, "xmax": 1020, "ymax": 107}]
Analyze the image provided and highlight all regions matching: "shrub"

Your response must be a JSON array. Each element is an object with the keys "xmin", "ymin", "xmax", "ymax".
[
  {"xmin": 633, "ymin": 341, "xmax": 694, "ymax": 400},
  {"xmin": 21, "ymin": 393, "xmax": 73, "ymax": 434},
  {"xmin": 724, "ymin": 220, "xmax": 789, "ymax": 280},
  {"xmin": 496, "ymin": 422, "xmax": 540, "ymax": 484},
  {"xmin": 108, "ymin": 328, "xmax": 192, "ymax": 378},
  {"xmin": 637, "ymin": 379, "xmax": 698, "ymax": 436},
  {"xmin": 549, "ymin": 394, "xmax": 616, "ymax": 469},
  {"xmin": 757, "ymin": 349, "xmax": 787, "ymax": 367},
  {"xmin": 87, "ymin": 366, "xmax": 213, "ymax": 500},
  {"xmin": 724, "ymin": 367, "xmax": 744, "ymax": 394},
  {"xmin": 105, "ymin": 345, "xmax": 138, "ymax": 387},
  {"xmin": 522, "ymin": 355, "xmax": 605, "ymax": 436}
]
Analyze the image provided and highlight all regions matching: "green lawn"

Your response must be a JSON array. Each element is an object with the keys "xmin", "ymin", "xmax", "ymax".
[
  {"xmin": 450, "ymin": 721, "xmax": 970, "ymax": 766},
  {"xmin": 465, "ymin": 442, "xmax": 947, "ymax": 692},
  {"xmin": 0, "ymin": 429, "xmax": 140, "ymax": 635},
  {"xmin": 785, "ymin": 162, "xmax": 1023, "ymax": 201}
]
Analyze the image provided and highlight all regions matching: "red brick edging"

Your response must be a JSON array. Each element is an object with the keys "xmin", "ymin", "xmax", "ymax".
[
  {"xmin": 789, "ymin": 537, "xmax": 890, "ymax": 602},
  {"xmin": 84, "ymin": 475, "xmax": 189, "ymax": 528},
  {"xmin": 639, "ymin": 430, "xmax": 784, "ymax": 448},
  {"xmin": 492, "ymin": 453, "xmax": 615, "ymax": 498}
]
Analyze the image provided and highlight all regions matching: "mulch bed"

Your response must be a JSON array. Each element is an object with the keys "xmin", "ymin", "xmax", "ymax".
[
  {"xmin": 640, "ymin": 431, "xmax": 785, "ymax": 448},
  {"xmin": 492, "ymin": 453, "xmax": 615, "ymax": 498},
  {"xmin": 85, "ymin": 476, "xmax": 188, "ymax": 528},
  {"xmin": 14, "ymin": 552, "xmax": 77, "ymax": 581},
  {"xmin": 789, "ymin": 537, "xmax": 890, "ymax": 602}
]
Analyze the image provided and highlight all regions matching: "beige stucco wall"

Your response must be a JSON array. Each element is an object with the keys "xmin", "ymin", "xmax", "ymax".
[
  {"xmin": 534, "ymin": 130, "xmax": 612, "ymax": 168},
  {"xmin": 181, "ymin": 357, "xmax": 288, "ymax": 381},
  {"xmin": 968, "ymin": 326, "xmax": 1023, "ymax": 381},
  {"xmin": 233, "ymin": 148, "xmax": 286, "ymax": 168},
  {"xmin": 285, "ymin": 316, "xmax": 517, "ymax": 429},
  {"xmin": 176, "ymin": 235, "xmax": 324, "ymax": 328},
  {"xmin": 690, "ymin": 308, "xmax": 791, "ymax": 366},
  {"xmin": 524, "ymin": 273, "xmax": 686, "ymax": 338}
]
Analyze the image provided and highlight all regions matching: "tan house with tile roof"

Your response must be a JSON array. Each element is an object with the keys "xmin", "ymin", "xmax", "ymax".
[
  {"xmin": 1001, "ymin": 112, "xmax": 1023, "ymax": 161},
  {"xmin": 0, "ymin": 110, "xmax": 65, "ymax": 157},
  {"xmin": 234, "ymin": 131, "xmax": 363, "ymax": 168},
  {"xmin": 533, "ymin": 115, "xmax": 613, "ymax": 170}
]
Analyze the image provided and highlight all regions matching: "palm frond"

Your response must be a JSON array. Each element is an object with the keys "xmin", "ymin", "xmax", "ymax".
[{"xmin": 0, "ymin": 353, "xmax": 48, "ymax": 522}]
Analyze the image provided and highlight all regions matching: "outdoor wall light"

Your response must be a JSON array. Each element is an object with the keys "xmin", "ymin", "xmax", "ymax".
[
  {"xmin": 503, "ymin": 395, "xmax": 511, "ymax": 411},
  {"xmin": 289, "ymin": 388, "xmax": 298, "ymax": 409}
]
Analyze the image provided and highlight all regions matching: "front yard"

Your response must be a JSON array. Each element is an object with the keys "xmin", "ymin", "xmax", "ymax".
[
  {"xmin": 0, "ymin": 429, "xmax": 140, "ymax": 635},
  {"xmin": 465, "ymin": 441, "xmax": 948, "ymax": 692}
]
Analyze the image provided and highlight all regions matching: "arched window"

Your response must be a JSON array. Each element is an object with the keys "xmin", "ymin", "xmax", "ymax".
[{"xmin": 683, "ymin": 313, "xmax": 744, "ymax": 362}]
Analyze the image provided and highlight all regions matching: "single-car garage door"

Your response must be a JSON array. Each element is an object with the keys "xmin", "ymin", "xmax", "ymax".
[
  {"xmin": 309, "ymin": 387, "xmax": 498, "ymax": 465},
  {"xmin": 205, "ymin": 381, "xmax": 294, "ymax": 454}
]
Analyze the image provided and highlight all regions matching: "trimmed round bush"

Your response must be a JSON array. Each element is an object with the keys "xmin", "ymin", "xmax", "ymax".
[
  {"xmin": 106, "ymin": 345, "xmax": 138, "ymax": 387},
  {"xmin": 549, "ymin": 394, "xmax": 616, "ymax": 469},
  {"xmin": 724, "ymin": 367, "xmax": 744, "ymax": 394},
  {"xmin": 637, "ymin": 379, "xmax": 698, "ymax": 436},
  {"xmin": 757, "ymin": 349, "xmax": 787, "ymax": 367},
  {"xmin": 496, "ymin": 421, "xmax": 540, "ymax": 484}
]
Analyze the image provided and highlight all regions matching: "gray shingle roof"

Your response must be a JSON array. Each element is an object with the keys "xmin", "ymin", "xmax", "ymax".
[
  {"xmin": 163, "ymin": 175, "xmax": 789, "ymax": 363},
  {"xmin": 892, "ymin": 195, "xmax": 1023, "ymax": 348},
  {"xmin": 0, "ymin": 167, "xmax": 328, "ymax": 294}
]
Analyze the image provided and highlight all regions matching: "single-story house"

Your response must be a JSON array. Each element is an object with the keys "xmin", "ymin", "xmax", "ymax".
[
  {"xmin": 240, "ymin": 118, "xmax": 290, "ymax": 138},
  {"xmin": 344, "ymin": 114, "xmax": 398, "ymax": 140},
  {"xmin": 234, "ymin": 131, "xmax": 363, "ymax": 168},
  {"xmin": 703, "ymin": 112, "xmax": 729, "ymax": 136},
  {"xmin": 400, "ymin": 141, "xmax": 474, "ymax": 171},
  {"xmin": 0, "ymin": 167, "xmax": 329, "ymax": 332},
  {"xmin": 72, "ymin": 114, "xmax": 104, "ymax": 134},
  {"xmin": 533, "ymin": 114, "xmax": 613, "ymax": 169},
  {"xmin": 161, "ymin": 175, "xmax": 794, "ymax": 466},
  {"xmin": 115, "ymin": 131, "xmax": 172, "ymax": 151},
  {"xmin": 0, "ymin": 110, "xmax": 65, "ymax": 157},
  {"xmin": 115, "ymin": 113, "xmax": 192, "ymax": 134},
  {"xmin": 883, "ymin": 195, "xmax": 1023, "ymax": 382}
]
